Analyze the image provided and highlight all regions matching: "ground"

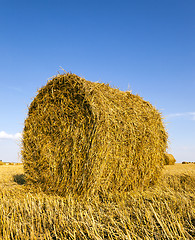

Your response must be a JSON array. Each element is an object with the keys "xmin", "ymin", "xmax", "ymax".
[{"xmin": 0, "ymin": 163, "xmax": 194, "ymax": 239}]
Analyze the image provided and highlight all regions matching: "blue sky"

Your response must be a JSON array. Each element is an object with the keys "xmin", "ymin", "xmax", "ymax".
[{"xmin": 0, "ymin": 0, "xmax": 194, "ymax": 163}]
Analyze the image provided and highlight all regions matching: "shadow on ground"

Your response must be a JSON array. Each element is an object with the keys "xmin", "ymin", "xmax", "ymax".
[{"xmin": 13, "ymin": 174, "xmax": 26, "ymax": 185}]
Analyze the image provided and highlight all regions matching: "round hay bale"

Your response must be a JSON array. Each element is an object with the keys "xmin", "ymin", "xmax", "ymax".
[
  {"xmin": 164, "ymin": 153, "xmax": 176, "ymax": 165},
  {"xmin": 22, "ymin": 73, "xmax": 168, "ymax": 197}
]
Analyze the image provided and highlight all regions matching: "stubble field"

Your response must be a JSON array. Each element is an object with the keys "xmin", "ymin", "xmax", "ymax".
[{"xmin": 0, "ymin": 163, "xmax": 194, "ymax": 239}]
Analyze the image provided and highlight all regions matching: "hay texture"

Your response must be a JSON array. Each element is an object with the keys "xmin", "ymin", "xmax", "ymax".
[
  {"xmin": 164, "ymin": 153, "xmax": 176, "ymax": 165},
  {"xmin": 22, "ymin": 73, "xmax": 168, "ymax": 197}
]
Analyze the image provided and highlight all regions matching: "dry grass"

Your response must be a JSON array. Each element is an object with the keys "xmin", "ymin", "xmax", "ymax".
[
  {"xmin": 0, "ymin": 164, "xmax": 194, "ymax": 239},
  {"xmin": 163, "ymin": 163, "xmax": 195, "ymax": 175},
  {"xmin": 164, "ymin": 153, "xmax": 176, "ymax": 165},
  {"xmin": 22, "ymin": 73, "xmax": 168, "ymax": 197},
  {"xmin": 0, "ymin": 165, "xmax": 24, "ymax": 186}
]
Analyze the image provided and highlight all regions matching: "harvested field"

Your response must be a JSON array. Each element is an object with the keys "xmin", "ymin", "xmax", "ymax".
[
  {"xmin": 163, "ymin": 162, "xmax": 195, "ymax": 175},
  {"xmin": 0, "ymin": 164, "xmax": 194, "ymax": 239}
]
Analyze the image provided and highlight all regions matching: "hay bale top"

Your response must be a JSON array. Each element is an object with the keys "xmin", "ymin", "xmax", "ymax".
[
  {"xmin": 33, "ymin": 73, "xmax": 155, "ymax": 120},
  {"xmin": 22, "ymin": 73, "xmax": 168, "ymax": 197}
]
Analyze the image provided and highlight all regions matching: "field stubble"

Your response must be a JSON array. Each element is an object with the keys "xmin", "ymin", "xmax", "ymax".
[{"xmin": 0, "ymin": 164, "xmax": 194, "ymax": 239}]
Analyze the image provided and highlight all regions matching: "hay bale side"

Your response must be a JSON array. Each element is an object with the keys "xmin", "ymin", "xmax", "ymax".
[
  {"xmin": 22, "ymin": 73, "xmax": 168, "ymax": 197},
  {"xmin": 164, "ymin": 153, "xmax": 176, "ymax": 165}
]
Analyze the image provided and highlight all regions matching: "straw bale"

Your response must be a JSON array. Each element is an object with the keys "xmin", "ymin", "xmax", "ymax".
[
  {"xmin": 22, "ymin": 73, "xmax": 168, "ymax": 197},
  {"xmin": 182, "ymin": 161, "xmax": 188, "ymax": 164},
  {"xmin": 164, "ymin": 153, "xmax": 176, "ymax": 165}
]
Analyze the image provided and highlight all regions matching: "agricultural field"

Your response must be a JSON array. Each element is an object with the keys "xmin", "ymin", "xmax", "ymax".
[{"xmin": 0, "ymin": 163, "xmax": 194, "ymax": 239}]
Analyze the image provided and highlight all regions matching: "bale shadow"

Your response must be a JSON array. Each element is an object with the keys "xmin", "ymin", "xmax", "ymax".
[{"xmin": 13, "ymin": 174, "xmax": 26, "ymax": 185}]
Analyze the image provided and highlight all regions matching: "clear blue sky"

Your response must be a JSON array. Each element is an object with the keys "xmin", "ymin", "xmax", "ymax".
[{"xmin": 0, "ymin": 0, "xmax": 194, "ymax": 163}]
